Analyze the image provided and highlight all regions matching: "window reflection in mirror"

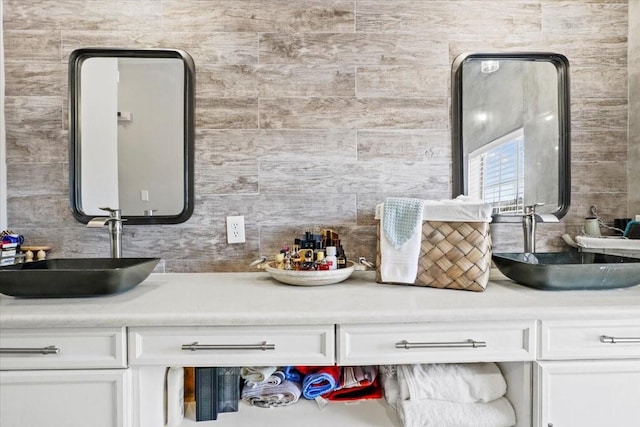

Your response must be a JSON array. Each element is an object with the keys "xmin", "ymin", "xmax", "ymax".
[
  {"xmin": 69, "ymin": 48, "xmax": 195, "ymax": 224},
  {"xmin": 452, "ymin": 53, "xmax": 570, "ymax": 222}
]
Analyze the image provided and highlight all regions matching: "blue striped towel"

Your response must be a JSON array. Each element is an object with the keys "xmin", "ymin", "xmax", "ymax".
[
  {"xmin": 383, "ymin": 198, "xmax": 425, "ymax": 249},
  {"xmin": 302, "ymin": 371, "xmax": 339, "ymax": 399}
]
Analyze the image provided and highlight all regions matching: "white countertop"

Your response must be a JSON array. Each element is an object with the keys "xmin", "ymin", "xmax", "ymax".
[{"xmin": 1, "ymin": 271, "xmax": 639, "ymax": 329}]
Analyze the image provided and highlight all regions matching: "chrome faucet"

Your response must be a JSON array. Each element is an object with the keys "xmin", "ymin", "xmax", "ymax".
[
  {"xmin": 87, "ymin": 207, "xmax": 125, "ymax": 258},
  {"xmin": 522, "ymin": 203, "xmax": 559, "ymax": 253}
]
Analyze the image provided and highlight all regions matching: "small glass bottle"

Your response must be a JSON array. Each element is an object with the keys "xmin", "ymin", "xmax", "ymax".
[
  {"xmin": 316, "ymin": 250, "xmax": 329, "ymax": 270},
  {"xmin": 336, "ymin": 242, "xmax": 347, "ymax": 269},
  {"xmin": 325, "ymin": 246, "xmax": 337, "ymax": 270}
]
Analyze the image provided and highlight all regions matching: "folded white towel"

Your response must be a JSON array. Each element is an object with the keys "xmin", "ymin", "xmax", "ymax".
[
  {"xmin": 379, "ymin": 198, "xmax": 425, "ymax": 284},
  {"xmin": 398, "ymin": 363, "xmax": 507, "ymax": 404},
  {"xmin": 241, "ymin": 379, "xmax": 302, "ymax": 408},
  {"xmin": 398, "ymin": 396, "xmax": 516, "ymax": 427},
  {"xmin": 379, "ymin": 221, "xmax": 423, "ymax": 284},
  {"xmin": 240, "ymin": 366, "xmax": 277, "ymax": 384},
  {"xmin": 575, "ymin": 235, "xmax": 640, "ymax": 250}
]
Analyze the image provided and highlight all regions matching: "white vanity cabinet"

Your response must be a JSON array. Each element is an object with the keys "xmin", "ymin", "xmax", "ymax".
[
  {"xmin": 129, "ymin": 321, "xmax": 534, "ymax": 427},
  {"xmin": 534, "ymin": 319, "xmax": 640, "ymax": 427},
  {"xmin": 1, "ymin": 274, "xmax": 639, "ymax": 427},
  {"xmin": 0, "ymin": 327, "xmax": 130, "ymax": 427}
]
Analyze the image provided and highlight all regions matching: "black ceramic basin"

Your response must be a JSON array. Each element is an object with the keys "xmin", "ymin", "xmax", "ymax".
[
  {"xmin": 492, "ymin": 252, "xmax": 640, "ymax": 290},
  {"xmin": 0, "ymin": 258, "xmax": 159, "ymax": 298}
]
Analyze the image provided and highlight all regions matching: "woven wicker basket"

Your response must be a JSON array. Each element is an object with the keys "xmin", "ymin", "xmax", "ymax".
[{"xmin": 376, "ymin": 220, "xmax": 492, "ymax": 292}]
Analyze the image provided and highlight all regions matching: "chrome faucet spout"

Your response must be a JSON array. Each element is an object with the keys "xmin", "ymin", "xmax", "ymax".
[
  {"xmin": 522, "ymin": 203, "xmax": 544, "ymax": 253},
  {"xmin": 522, "ymin": 203, "xmax": 560, "ymax": 253},
  {"xmin": 87, "ymin": 207, "xmax": 125, "ymax": 258}
]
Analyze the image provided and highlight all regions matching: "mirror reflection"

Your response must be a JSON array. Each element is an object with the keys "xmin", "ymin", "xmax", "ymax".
[
  {"xmin": 452, "ymin": 53, "xmax": 570, "ymax": 221},
  {"xmin": 69, "ymin": 48, "xmax": 195, "ymax": 224}
]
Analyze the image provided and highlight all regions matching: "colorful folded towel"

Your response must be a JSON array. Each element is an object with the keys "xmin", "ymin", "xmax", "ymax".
[
  {"xmin": 326, "ymin": 366, "xmax": 382, "ymax": 401},
  {"xmin": 282, "ymin": 366, "xmax": 302, "ymax": 383},
  {"xmin": 296, "ymin": 366, "xmax": 341, "ymax": 399}
]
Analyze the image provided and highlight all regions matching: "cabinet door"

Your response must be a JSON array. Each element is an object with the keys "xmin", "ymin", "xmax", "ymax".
[
  {"xmin": 0, "ymin": 369, "xmax": 130, "ymax": 427},
  {"xmin": 535, "ymin": 360, "xmax": 640, "ymax": 427}
]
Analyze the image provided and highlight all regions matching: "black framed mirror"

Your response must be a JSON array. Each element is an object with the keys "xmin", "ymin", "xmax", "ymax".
[
  {"xmin": 69, "ymin": 48, "xmax": 195, "ymax": 225},
  {"xmin": 452, "ymin": 52, "xmax": 570, "ymax": 222}
]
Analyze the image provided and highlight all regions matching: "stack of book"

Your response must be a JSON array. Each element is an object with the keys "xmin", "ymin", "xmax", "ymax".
[{"xmin": 1, "ymin": 233, "xmax": 22, "ymax": 266}]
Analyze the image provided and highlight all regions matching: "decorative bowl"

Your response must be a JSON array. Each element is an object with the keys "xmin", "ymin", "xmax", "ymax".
[{"xmin": 264, "ymin": 261, "xmax": 356, "ymax": 286}]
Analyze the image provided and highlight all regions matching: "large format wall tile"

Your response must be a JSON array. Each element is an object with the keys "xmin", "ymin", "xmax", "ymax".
[{"xmin": 2, "ymin": 0, "xmax": 632, "ymax": 270}]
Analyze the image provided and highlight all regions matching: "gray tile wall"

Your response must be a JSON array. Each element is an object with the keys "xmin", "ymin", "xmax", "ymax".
[
  {"xmin": 629, "ymin": 1, "xmax": 640, "ymax": 217},
  {"xmin": 3, "ymin": 0, "xmax": 631, "ymax": 271}
]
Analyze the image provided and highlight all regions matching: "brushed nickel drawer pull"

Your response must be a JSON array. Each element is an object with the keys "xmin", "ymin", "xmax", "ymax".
[
  {"xmin": 0, "ymin": 345, "xmax": 60, "ymax": 355},
  {"xmin": 181, "ymin": 341, "xmax": 276, "ymax": 351},
  {"xmin": 395, "ymin": 339, "xmax": 487, "ymax": 349},
  {"xmin": 600, "ymin": 335, "xmax": 640, "ymax": 344}
]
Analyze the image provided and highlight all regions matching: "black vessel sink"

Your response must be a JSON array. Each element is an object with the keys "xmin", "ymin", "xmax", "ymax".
[
  {"xmin": 492, "ymin": 252, "xmax": 640, "ymax": 291},
  {"xmin": 0, "ymin": 258, "xmax": 159, "ymax": 298}
]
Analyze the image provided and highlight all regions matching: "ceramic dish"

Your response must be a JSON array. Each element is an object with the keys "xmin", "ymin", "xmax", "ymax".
[{"xmin": 264, "ymin": 261, "xmax": 356, "ymax": 286}]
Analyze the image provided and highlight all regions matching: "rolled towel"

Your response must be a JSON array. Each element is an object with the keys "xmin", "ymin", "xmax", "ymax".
[
  {"xmin": 240, "ymin": 366, "xmax": 277, "ymax": 384},
  {"xmin": 398, "ymin": 363, "xmax": 507, "ymax": 403},
  {"xmin": 296, "ymin": 366, "xmax": 341, "ymax": 399},
  {"xmin": 241, "ymin": 380, "xmax": 302, "ymax": 408},
  {"xmin": 245, "ymin": 369, "xmax": 286, "ymax": 388},
  {"xmin": 282, "ymin": 366, "xmax": 302, "ymax": 383},
  {"xmin": 398, "ymin": 396, "xmax": 516, "ymax": 427}
]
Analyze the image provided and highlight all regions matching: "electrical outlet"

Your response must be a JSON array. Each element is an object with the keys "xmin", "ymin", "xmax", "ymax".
[{"xmin": 226, "ymin": 216, "xmax": 245, "ymax": 244}]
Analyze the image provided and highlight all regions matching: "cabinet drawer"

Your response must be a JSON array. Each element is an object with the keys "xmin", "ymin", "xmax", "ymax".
[
  {"xmin": 128, "ymin": 325, "xmax": 335, "ymax": 366},
  {"xmin": 539, "ymin": 319, "xmax": 640, "ymax": 360},
  {"xmin": 337, "ymin": 321, "xmax": 536, "ymax": 365},
  {"xmin": 0, "ymin": 327, "xmax": 127, "ymax": 370}
]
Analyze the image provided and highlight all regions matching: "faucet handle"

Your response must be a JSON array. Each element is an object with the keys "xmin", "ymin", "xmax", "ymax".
[
  {"xmin": 99, "ymin": 207, "xmax": 122, "ymax": 219},
  {"xmin": 99, "ymin": 206, "xmax": 120, "ymax": 213},
  {"xmin": 524, "ymin": 203, "xmax": 544, "ymax": 215},
  {"xmin": 98, "ymin": 207, "xmax": 127, "ymax": 223}
]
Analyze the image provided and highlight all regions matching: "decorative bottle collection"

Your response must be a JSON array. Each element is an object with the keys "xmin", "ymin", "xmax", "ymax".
[{"xmin": 272, "ymin": 228, "xmax": 348, "ymax": 271}]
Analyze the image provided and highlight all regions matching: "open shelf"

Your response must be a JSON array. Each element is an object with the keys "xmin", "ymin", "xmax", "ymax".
[
  {"xmin": 180, "ymin": 399, "xmax": 401, "ymax": 427},
  {"xmin": 136, "ymin": 362, "xmax": 531, "ymax": 427}
]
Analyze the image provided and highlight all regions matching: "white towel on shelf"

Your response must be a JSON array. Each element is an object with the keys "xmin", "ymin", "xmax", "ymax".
[
  {"xmin": 575, "ymin": 235, "xmax": 640, "ymax": 250},
  {"xmin": 398, "ymin": 363, "xmax": 507, "ymax": 403},
  {"xmin": 241, "ymin": 379, "xmax": 302, "ymax": 408},
  {"xmin": 398, "ymin": 396, "xmax": 516, "ymax": 427},
  {"xmin": 240, "ymin": 366, "xmax": 277, "ymax": 384},
  {"xmin": 376, "ymin": 196, "xmax": 492, "ymax": 284}
]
